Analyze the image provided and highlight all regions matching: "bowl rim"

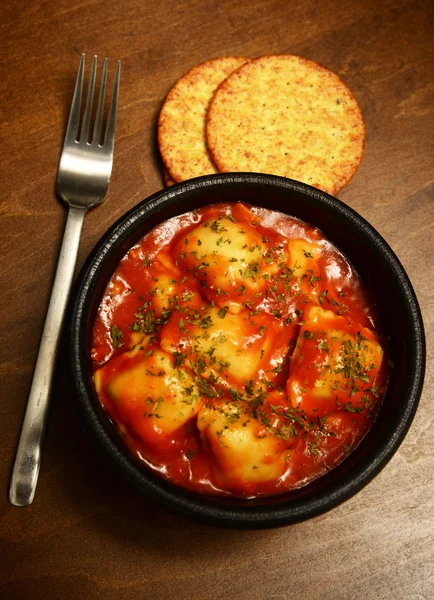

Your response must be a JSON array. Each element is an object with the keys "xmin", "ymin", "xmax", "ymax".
[{"xmin": 70, "ymin": 173, "xmax": 426, "ymax": 528}]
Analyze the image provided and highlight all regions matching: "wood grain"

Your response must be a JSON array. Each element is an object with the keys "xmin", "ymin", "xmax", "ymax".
[{"xmin": 1, "ymin": 0, "xmax": 433, "ymax": 598}]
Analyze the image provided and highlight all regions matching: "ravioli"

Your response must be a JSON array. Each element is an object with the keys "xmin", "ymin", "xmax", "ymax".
[
  {"xmin": 95, "ymin": 348, "xmax": 202, "ymax": 446},
  {"xmin": 163, "ymin": 307, "xmax": 266, "ymax": 382},
  {"xmin": 92, "ymin": 202, "xmax": 388, "ymax": 498},
  {"xmin": 175, "ymin": 215, "xmax": 288, "ymax": 311},
  {"xmin": 197, "ymin": 402, "xmax": 290, "ymax": 489},
  {"xmin": 287, "ymin": 306, "xmax": 384, "ymax": 417}
]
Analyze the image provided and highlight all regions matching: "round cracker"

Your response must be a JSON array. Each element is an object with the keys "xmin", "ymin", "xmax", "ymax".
[
  {"xmin": 158, "ymin": 57, "xmax": 249, "ymax": 183},
  {"xmin": 206, "ymin": 55, "xmax": 365, "ymax": 195},
  {"xmin": 163, "ymin": 167, "xmax": 176, "ymax": 187}
]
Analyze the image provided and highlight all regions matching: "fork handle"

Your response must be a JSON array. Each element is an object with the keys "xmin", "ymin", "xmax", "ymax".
[{"xmin": 9, "ymin": 206, "xmax": 85, "ymax": 506}]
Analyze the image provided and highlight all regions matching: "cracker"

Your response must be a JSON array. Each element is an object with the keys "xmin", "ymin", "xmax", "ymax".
[
  {"xmin": 206, "ymin": 55, "xmax": 365, "ymax": 195},
  {"xmin": 163, "ymin": 167, "xmax": 176, "ymax": 187},
  {"xmin": 158, "ymin": 57, "xmax": 249, "ymax": 183}
]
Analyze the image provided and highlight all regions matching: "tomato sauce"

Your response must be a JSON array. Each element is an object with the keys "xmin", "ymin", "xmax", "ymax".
[{"xmin": 92, "ymin": 202, "xmax": 389, "ymax": 498}]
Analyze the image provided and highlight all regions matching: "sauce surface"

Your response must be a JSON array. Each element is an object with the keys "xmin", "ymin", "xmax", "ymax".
[{"xmin": 92, "ymin": 202, "xmax": 389, "ymax": 498}]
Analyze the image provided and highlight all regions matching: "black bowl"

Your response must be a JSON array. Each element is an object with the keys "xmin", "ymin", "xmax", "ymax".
[{"xmin": 70, "ymin": 173, "xmax": 425, "ymax": 529}]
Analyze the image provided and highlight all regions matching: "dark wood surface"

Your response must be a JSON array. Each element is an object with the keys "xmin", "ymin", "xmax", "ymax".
[{"xmin": 1, "ymin": 0, "xmax": 433, "ymax": 598}]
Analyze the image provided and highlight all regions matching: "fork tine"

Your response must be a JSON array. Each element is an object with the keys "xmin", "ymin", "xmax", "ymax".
[
  {"xmin": 92, "ymin": 57, "xmax": 108, "ymax": 145},
  {"xmin": 80, "ymin": 55, "xmax": 97, "ymax": 143},
  {"xmin": 103, "ymin": 60, "xmax": 121, "ymax": 149},
  {"xmin": 65, "ymin": 53, "xmax": 85, "ymax": 143}
]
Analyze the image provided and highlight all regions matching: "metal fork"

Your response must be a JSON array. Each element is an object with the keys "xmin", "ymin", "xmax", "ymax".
[{"xmin": 9, "ymin": 53, "xmax": 120, "ymax": 507}]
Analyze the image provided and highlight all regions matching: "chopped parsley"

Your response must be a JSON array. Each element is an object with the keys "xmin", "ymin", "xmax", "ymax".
[
  {"xmin": 110, "ymin": 325, "xmax": 123, "ymax": 348},
  {"xmin": 218, "ymin": 307, "xmax": 228, "ymax": 319}
]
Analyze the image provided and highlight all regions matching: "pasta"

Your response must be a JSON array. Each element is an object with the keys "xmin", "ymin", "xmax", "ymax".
[{"xmin": 91, "ymin": 202, "xmax": 389, "ymax": 497}]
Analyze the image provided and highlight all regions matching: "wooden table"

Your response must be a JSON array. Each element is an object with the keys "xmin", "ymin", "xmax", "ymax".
[{"xmin": 1, "ymin": 0, "xmax": 433, "ymax": 597}]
